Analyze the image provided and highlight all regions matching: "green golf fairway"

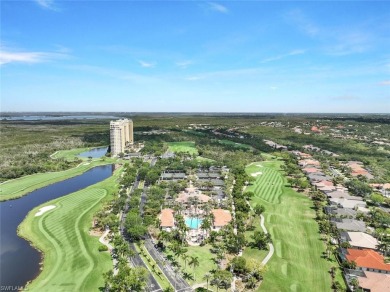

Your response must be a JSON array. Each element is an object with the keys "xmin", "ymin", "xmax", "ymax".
[
  {"xmin": 246, "ymin": 160, "xmax": 333, "ymax": 292},
  {"xmin": 167, "ymin": 141, "xmax": 198, "ymax": 155},
  {"xmin": 0, "ymin": 160, "xmax": 112, "ymax": 201},
  {"xmin": 18, "ymin": 172, "xmax": 119, "ymax": 291}
]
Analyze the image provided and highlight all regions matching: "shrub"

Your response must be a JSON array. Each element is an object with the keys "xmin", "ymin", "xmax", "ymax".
[{"xmin": 98, "ymin": 245, "xmax": 108, "ymax": 252}]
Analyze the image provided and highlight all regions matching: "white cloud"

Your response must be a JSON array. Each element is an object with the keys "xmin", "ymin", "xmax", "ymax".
[
  {"xmin": 138, "ymin": 60, "xmax": 155, "ymax": 68},
  {"xmin": 379, "ymin": 80, "xmax": 390, "ymax": 86},
  {"xmin": 208, "ymin": 2, "xmax": 229, "ymax": 14},
  {"xmin": 176, "ymin": 60, "xmax": 193, "ymax": 69},
  {"xmin": 261, "ymin": 49, "xmax": 305, "ymax": 63},
  {"xmin": 0, "ymin": 48, "xmax": 67, "ymax": 65},
  {"xmin": 34, "ymin": 0, "xmax": 57, "ymax": 11},
  {"xmin": 325, "ymin": 32, "xmax": 371, "ymax": 56},
  {"xmin": 285, "ymin": 9, "xmax": 319, "ymax": 37}
]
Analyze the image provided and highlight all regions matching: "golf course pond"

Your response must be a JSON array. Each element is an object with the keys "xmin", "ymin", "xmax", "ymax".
[
  {"xmin": 0, "ymin": 164, "xmax": 114, "ymax": 288},
  {"xmin": 78, "ymin": 147, "xmax": 108, "ymax": 158}
]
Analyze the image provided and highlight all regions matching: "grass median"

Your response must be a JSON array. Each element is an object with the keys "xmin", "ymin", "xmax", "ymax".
[{"xmin": 134, "ymin": 243, "xmax": 172, "ymax": 290}]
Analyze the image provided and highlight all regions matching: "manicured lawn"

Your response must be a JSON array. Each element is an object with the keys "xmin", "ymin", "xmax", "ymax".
[
  {"xmin": 243, "ymin": 215, "xmax": 269, "ymax": 263},
  {"xmin": 167, "ymin": 141, "xmax": 198, "ymax": 155},
  {"xmin": 246, "ymin": 160, "xmax": 333, "ymax": 292},
  {"xmin": 218, "ymin": 139, "xmax": 252, "ymax": 150},
  {"xmin": 18, "ymin": 169, "xmax": 121, "ymax": 291},
  {"xmin": 246, "ymin": 161, "xmax": 284, "ymax": 204},
  {"xmin": 166, "ymin": 244, "xmax": 216, "ymax": 286},
  {"xmin": 51, "ymin": 147, "xmax": 91, "ymax": 160},
  {"xmin": 0, "ymin": 159, "xmax": 113, "ymax": 201},
  {"xmin": 242, "ymin": 246, "xmax": 268, "ymax": 264}
]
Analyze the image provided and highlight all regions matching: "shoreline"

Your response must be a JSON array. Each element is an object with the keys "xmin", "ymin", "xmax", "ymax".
[
  {"xmin": 0, "ymin": 159, "xmax": 114, "ymax": 202},
  {"xmin": 16, "ymin": 170, "xmax": 120, "ymax": 290}
]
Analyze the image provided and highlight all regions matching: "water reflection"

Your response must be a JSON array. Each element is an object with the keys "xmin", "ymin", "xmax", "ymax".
[{"xmin": 0, "ymin": 165, "xmax": 113, "ymax": 287}]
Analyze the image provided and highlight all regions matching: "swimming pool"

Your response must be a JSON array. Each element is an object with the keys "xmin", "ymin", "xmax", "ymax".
[{"xmin": 185, "ymin": 217, "xmax": 203, "ymax": 229}]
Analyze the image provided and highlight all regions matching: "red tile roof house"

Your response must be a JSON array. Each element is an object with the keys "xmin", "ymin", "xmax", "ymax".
[
  {"xmin": 314, "ymin": 180, "xmax": 334, "ymax": 187},
  {"xmin": 311, "ymin": 126, "xmax": 321, "ymax": 133},
  {"xmin": 299, "ymin": 159, "xmax": 321, "ymax": 167},
  {"xmin": 300, "ymin": 153, "xmax": 312, "ymax": 158},
  {"xmin": 346, "ymin": 161, "xmax": 374, "ymax": 180},
  {"xmin": 211, "ymin": 209, "xmax": 232, "ymax": 231},
  {"xmin": 342, "ymin": 248, "xmax": 390, "ymax": 274},
  {"xmin": 302, "ymin": 167, "xmax": 322, "ymax": 174},
  {"xmin": 317, "ymin": 185, "xmax": 337, "ymax": 193},
  {"xmin": 358, "ymin": 271, "xmax": 390, "ymax": 292},
  {"xmin": 159, "ymin": 209, "xmax": 175, "ymax": 232}
]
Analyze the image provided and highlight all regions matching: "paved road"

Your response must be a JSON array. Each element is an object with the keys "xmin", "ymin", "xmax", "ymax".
[
  {"xmin": 120, "ymin": 178, "xmax": 162, "ymax": 292},
  {"xmin": 144, "ymin": 236, "xmax": 193, "ymax": 292},
  {"xmin": 128, "ymin": 241, "xmax": 162, "ymax": 292},
  {"xmin": 141, "ymin": 158, "xmax": 192, "ymax": 291}
]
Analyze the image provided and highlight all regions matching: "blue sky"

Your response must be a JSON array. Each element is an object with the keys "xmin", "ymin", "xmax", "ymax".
[{"xmin": 1, "ymin": 1, "xmax": 389, "ymax": 113}]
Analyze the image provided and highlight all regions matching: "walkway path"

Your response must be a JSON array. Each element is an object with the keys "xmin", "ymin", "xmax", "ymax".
[
  {"xmin": 245, "ymin": 194, "xmax": 274, "ymax": 266},
  {"xmin": 99, "ymin": 229, "xmax": 118, "ymax": 275},
  {"xmin": 259, "ymin": 214, "xmax": 274, "ymax": 265}
]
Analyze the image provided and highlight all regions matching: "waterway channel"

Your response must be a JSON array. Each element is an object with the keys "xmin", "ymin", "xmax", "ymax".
[{"xmin": 0, "ymin": 164, "xmax": 114, "ymax": 288}]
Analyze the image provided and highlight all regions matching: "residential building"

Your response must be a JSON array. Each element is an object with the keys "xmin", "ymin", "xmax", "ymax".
[
  {"xmin": 332, "ymin": 218, "xmax": 366, "ymax": 232},
  {"xmin": 358, "ymin": 271, "xmax": 390, "ymax": 292},
  {"xmin": 175, "ymin": 187, "xmax": 211, "ymax": 208},
  {"xmin": 340, "ymin": 232, "xmax": 379, "ymax": 250},
  {"xmin": 211, "ymin": 209, "xmax": 232, "ymax": 231},
  {"xmin": 342, "ymin": 248, "xmax": 390, "ymax": 274},
  {"xmin": 159, "ymin": 209, "xmax": 175, "ymax": 231},
  {"xmin": 324, "ymin": 207, "xmax": 357, "ymax": 218},
  {"xmin": 110, "ymin": 119, "xmax": 134, "ymax": 156},
  {"xmin": 329, "ymin": 198, "xmax": 366, "ymax": 209}
]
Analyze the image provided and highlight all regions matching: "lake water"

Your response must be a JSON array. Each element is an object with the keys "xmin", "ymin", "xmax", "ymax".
[
  {"xmin": 78, "ymin": 147, "xmax": 108, "ymax": 158},
  {"xmin": 0, "ymin": 165, "xmax": 114, "ymax": 288}
]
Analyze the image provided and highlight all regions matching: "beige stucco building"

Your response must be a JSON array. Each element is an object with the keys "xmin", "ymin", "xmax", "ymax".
[{"xmin": 110, "ymin": 119, "xmax": 133, "ymax": 156}]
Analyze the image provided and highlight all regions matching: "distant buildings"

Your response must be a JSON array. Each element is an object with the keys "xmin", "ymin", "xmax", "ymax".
[{"xmin": 110, "ymin": 119, "xmax": 134, "ymax": 156}]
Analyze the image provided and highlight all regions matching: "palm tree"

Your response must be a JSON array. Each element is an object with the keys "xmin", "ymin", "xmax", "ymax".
[
  {"xmin": 181, "ymin": 253, "xmax": 189, "ymax": 270},
  {"xmin": 213, "ymin": 277, "xmax": 222, "ymax": 292},
  {"xmin": 350, "ymin": 278, "xmax": 359, "ymax": 291},
  {"xmin": 246, "ymin": 275, "xmax": 257, "ymax": 289},
  {"xmin": 189, "ymin": 256, "xmax": 200, "ymax": 280},
  {"xmin": 377, "ymin": 240, "xmax": 390, "ymax": 257},
  {"xmin": 193, "ymin": 196, "xmax": 200, "ymax": 220},
  {"xmin": 200, "ymin": 217, "xmax": 212, "ymax": 239},
  {"xmin": 203, "ymin": 272, "xmax": 212, "ymax": 291}
]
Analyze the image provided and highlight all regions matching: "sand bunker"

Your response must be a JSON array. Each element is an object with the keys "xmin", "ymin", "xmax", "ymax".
[
  {"xmin": 256, "ymin": 164, "xmax": 263, "ymax": 167},
  {"xmin": 35, "ymin": 205, "xmax": 56, "ymax": 216},
  {"xmin": 251, "ymin": 172, "xmax": 263, "ymax": 177}
]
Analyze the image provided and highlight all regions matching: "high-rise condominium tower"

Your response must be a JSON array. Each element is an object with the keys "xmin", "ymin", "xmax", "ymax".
[{"xmin": 110, "ymin": 119, "xmax": 134, "ymax": 156}]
